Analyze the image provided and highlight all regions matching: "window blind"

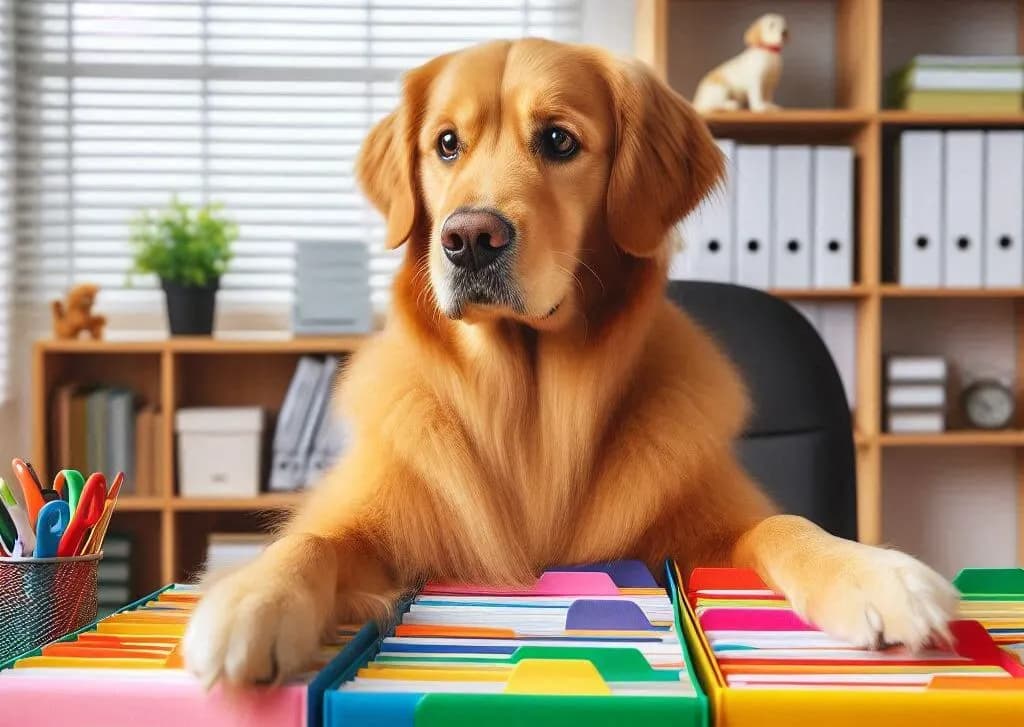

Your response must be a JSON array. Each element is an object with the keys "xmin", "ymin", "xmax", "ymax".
[
  {"xmin": 0, "ymin": 0, "xmax": 14, "ymax": 402},
  {"xmin": 13, "ymin": 0, "xmax": 583, "ymax": 317}
]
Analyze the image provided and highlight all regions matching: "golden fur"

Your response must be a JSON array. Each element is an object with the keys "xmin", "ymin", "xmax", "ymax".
[{"xmin": 184, "ymin": 39, "xmax": 956, "ymax": 686}]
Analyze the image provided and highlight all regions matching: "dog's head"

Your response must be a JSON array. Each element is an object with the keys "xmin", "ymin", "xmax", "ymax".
[
  {"xmin": 744, "ymin": 14, "xmax": 788, "ymax": 50},
  {"xmin": 357, "ymin": 39, "xmax": 722, "ymax": 328}
]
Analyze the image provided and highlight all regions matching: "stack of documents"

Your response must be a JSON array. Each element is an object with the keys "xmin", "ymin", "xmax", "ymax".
[
  {"xmin": 955, "ymin": 568, "xmax": 1024, "ymax": 664},
  {"xmin": 898, "ymin": 130, "xmax": 1024, "ymax": 287},
  {"xmin": 673, "ymin": 141, "xmax": 854, "ymax": 290},
  {"xmin": 683, "ymin": 567, "xmax": 1024, "ymax": 690},
  {"xmin": 0, "ymin": 584, "xmax": 358, "ymax": 727},
  {"xmin": 293, "ymin": 241, "xmax": 373, "ymax": 335},
  {"xmin": 888, "ymin": 55, "xmax": 1024, "ymax": 112},
  {"xmin": 885, "ymin": 355, "xmax": 947, "ymax": 433},
  {"xmin": 325, "ymin": 560, "xmax": 706, "ymax": 726}
]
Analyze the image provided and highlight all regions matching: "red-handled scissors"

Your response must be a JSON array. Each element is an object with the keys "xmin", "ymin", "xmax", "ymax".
[{"xmin": 57, "ymin": 473, "xmax": 106, "ymax": 557}]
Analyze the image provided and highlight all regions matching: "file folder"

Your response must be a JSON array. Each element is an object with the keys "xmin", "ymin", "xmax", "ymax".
[
  {"xmin": 0, "ymin": 584, "xmax": 354, "ymax": 727},
  {"xmin": 735, "ymin": 145, "xmax": 773, "ymax": 289},
  {"xmin": 676, "ymin": 139, "xmax": 736, "ymax": 283},
  {"xmin": 983, "ymin": 131, "xmax": 1024, "ymax": 287},
  {"xmin": 771, "ymin": 146, "xmax": 812, "ymax": 288},
  {"xmin": 677, "ymin": 565, "xmax": 1024, "ymax": 727},
  {"xmin": 899, "ymin": 131, "xmax": 943, "ymax": 286},
  {"xmin": 324, "ymin": 561, "xmax": 708, "ymax": 727},
  {"xmin": 812, "ymin": 147, "xmax": 854, "ymax": 287},
  {"xmin": 943, "ymin": 131, "xmax": 984, "ymax": 287}
]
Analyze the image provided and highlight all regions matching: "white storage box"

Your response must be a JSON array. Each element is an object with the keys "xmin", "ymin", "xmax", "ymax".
[{"xmin": 176, "ymin": 407, "xmax": 264, "ymax": 497}]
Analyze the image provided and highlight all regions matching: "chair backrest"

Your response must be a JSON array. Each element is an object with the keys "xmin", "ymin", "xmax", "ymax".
[{"xmin": 666, "ymin": 281, "xmax": 857, "ymax": 540}]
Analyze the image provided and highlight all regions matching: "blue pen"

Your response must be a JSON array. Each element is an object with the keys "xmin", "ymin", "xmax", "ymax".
[{"xmin": 34, "ymin": 500, "xmax": 70, "ymax": 558}]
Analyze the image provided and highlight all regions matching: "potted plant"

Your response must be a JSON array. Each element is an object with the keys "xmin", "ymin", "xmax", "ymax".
[{"xmin": 130, "ymin": 197, "xmax": 237, "ymax": 336}]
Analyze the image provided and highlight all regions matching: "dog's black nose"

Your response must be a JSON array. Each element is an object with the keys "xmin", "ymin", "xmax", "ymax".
[{"xmin": 441, "ymin": 209, "xmax": 513, "ymax": 271}]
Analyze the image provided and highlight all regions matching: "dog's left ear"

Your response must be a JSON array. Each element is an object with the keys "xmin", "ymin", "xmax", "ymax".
[
  {"xmin": 356, "ymin": 54, "xmax": 449, "ymax": 249},
  {"xmin": 604, "ymin": 59, "xmax": 724, "ymax": 258},
  {"xmin": 743, "ymin": 17, "xmax": 764, "ymax": 47}
]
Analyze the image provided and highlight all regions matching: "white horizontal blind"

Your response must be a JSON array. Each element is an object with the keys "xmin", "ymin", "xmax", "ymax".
[
  {"xmin": 14, "ymin": 0, "xmax": 582, "ymax": 315},
  {"xmin": 0, "ymin": 0, "xmax": 14, "ymax": 401}
]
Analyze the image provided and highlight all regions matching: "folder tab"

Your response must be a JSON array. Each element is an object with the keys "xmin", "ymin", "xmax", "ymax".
[
  {"xmin": 564, "ymin": 599, "xmax": 658, "ymax": 632},
  {"xmin": 421, "ymin": 571, "xmax": 620, "ymax": 597},
  {"xmin": 503, "ymin": 658, "xmax": 612, "ymax": 695}
]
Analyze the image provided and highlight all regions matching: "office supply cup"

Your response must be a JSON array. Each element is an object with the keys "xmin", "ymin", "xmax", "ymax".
[{"xmin": 0, "ymin": 552, "xmax": 102, "ymax": 663}]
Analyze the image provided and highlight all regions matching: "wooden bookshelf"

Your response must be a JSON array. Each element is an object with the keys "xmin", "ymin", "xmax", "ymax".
[
  {"xmin": 32, "ymin": 337, "xmax": 363, "ymax": 596},
  {"xmin": 636, "ymin": 0, "xmax": 1024, "ymax": 566}
]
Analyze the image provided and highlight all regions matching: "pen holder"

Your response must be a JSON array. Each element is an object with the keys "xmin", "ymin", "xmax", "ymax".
[{"xmin": 0, "ymin": 553, "xmax": 102, "ymax": 663}]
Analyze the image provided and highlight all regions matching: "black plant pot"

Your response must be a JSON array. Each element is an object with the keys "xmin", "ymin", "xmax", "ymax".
[{"xmin": 161, "ymin": 278, "xmax": 219, "ymax": 336}]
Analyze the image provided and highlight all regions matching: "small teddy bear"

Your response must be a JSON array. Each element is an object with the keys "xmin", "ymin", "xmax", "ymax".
[{"xmin": 52, "ymin": 283, "xmax": 106, "ymax": 340}]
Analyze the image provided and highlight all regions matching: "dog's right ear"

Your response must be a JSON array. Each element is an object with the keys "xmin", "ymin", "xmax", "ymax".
[
  {"xmin": 356, "ymin": 55, "xmax": 447, "ymax": 249},
  {"xmin": 743, "ymin": 17, "xmax": 764, "ymax": 47}
]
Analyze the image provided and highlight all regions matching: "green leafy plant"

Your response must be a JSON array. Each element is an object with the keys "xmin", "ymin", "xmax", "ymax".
[{"xmin": 130, "ymin": 197, "xmax": 237, "ymax": 287}]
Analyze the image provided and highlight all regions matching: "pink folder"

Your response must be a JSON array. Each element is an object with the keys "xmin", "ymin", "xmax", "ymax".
[{"xmin": 420, "ymin": 571, "xmax": 621, "ymax": 597}]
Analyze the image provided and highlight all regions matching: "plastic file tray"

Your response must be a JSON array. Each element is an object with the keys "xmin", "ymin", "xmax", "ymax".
[
  {"xmin": 323, "ymin": 562, "xmax": 708, "ymax": 727},
  {"xmin": 0, "ymin": 584, "xmax": 353, "ymax": 727},
  {"xmin": 674, "ymin": 563, "xmax": 1024, "ymax": 727}
]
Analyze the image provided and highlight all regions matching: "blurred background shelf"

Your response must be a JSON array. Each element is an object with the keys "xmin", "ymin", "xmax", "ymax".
[{"xmin": 636, "ymin": 0, "xmax": 1024, "ymax": 574}]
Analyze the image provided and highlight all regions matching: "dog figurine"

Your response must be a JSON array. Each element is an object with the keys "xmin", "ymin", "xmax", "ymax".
[
  {"xmin": 52, "ymin": 283, "xmax": 106, "ymax": 340},
  {"xmin": 693, "ymin": 13, "xmax": 787, "ymax": 113}
]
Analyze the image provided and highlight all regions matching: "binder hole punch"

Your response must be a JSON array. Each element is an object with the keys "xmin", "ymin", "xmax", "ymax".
[
  {"xmin": 957, "ymin": 236, "xmax": 970, "ymax": 250},
  {"xmin": 915, "ymin": 235, "xmax": 929, "ymax": 249},
  {"xmin": 827, "ymin": 239, "xmax": 841, "ymax": 252},
  {"xmin": 707, "ymin": 239, "xmax": 720, "ymax": 253},
  {"xmin": 747, "ymin": 239, "xmax": 760, "ymax": 252},
  {"xmin": 786, "ymin": 239, "xmax": 800, "ymax": 253},
  {"xmin": 999, "ymin": 235, "xmax": 1013, "ymax": 249}
]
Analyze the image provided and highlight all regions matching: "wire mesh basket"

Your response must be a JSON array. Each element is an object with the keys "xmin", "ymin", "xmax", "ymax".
[{"xmin": 0, "ymin": 553, "xmax": 101, "ymax": 663}]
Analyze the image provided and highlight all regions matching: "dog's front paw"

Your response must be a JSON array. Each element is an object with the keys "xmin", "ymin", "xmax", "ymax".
[
  {"xmin": 788, "ymin": 542, "xmax": 957, "ymax": 651},
  {"xmin": 183, "ymin": 566, "xmax": 325, "ymax": 687}
]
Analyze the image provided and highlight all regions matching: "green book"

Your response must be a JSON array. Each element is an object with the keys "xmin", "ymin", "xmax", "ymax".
[{"xmin": 901, "ymin": 89, "xmax": 1022, "ymax": 113}]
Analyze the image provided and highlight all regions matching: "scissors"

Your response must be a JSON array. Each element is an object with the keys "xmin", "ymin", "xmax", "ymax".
[
  {"xmin": 82, "ymin": 472, "xmax": 123, "ymax": 556},
  {"xmin": 35, "ymin": 500, "xmax": 71, "ymax": 558},
  {"xmin": 12, "ymin": 458, "xmax": 47, "ymax": 525},
  {"xmin": 57, "ymin": 473, "xmax": 106, "ymax": 557},
  {"xmin": 54, "ymin": 470, "xmax": 86, "ymax": 515},
  {"xmin": 0, "ymin": 478, "xmax": 36, "ymax": 556}
]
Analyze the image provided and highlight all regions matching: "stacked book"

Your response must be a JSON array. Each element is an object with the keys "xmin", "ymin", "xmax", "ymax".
[
  {"xmin": 269, "ymin": 354, "xmax": 349, "ymax": 491},
  {"xmin": 96, "ymin": 533, "xmax": 133, "ymax": 616},
  {"xmin": 888, "ymin": 55, "xmax": 1024, "ymax": 112},
  {"xmin": 205, "ymin": 532, "xmax": 272, "ymax": 572},
  {"xmin": 51, "ymin": 385, "xmax": 165, "ymax": 496},
  {"xmin": 885, "ymin": 356, "xmax": 947, "ymax": 434},
  {"xmin": 293, "ymin": 241, "xmax": 373, "ymax": 335}
]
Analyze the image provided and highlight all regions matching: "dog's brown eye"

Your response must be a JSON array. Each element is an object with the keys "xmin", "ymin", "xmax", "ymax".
[
  {"xmin": 538, "ymin": 126, "xmax": 579, "ymax": 161},
  {"xmin": 437, "ymin": 130, "xmax": 459, "ymax": 161}
]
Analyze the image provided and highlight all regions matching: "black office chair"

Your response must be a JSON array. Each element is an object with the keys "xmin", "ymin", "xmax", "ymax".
[{"xmin": 666, "ymin": 281, "xmax": 857, "ymax": 540}]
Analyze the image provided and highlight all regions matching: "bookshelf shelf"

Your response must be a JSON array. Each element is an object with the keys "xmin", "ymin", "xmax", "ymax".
[
  {"xmin": 879, "ymin": 431, "xmax": 1024, "ymax": 447},
  {"xmin": 32, "ymin": 337, "xmax": 360, "ymax": 593},
  {"xmin": 171, "ymin": 494, "xmax": 303, "ymax": 512},
  {"xmin": 878, "ymin": 111, "xmax": 1024, "ymax": 127},
  {"xmin": 880, "ymin": 286, "xmax": 1024, "ymax": 299}
]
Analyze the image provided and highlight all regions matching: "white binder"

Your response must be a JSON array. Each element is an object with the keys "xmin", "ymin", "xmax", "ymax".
[
  {"xmin": 678, "ymin": 139, "xmax": 736, "ymax": 282},
  {"xmin": 818, "ymin": 303, "xmax": 857, "ymax": 409},
  {"xmin": 812, "ymin": 146, "xmax": 854, "ymax": 287},
  {"xmin": 735, "ymin": 145, "xmax": 772, "ymax": 288},
  {"xmin": 898, "ymin": 131, "xmax": 943, "ymax": 286},
  {"xmin": 771, "ymin": 146, "xmax": 812, "ymax": 288},
  {"xmin": 983, "ymin": 131, "xmax": 1024, "ymax": 287},
  {"xmin": 943, "ymin": 131, "xmax": 984, "ymax": 287}
]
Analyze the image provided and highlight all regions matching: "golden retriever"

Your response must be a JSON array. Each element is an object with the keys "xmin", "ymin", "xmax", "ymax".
[{"xmin": 183, "ymin": 39, "xmax": 955, "ymax": 686}]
